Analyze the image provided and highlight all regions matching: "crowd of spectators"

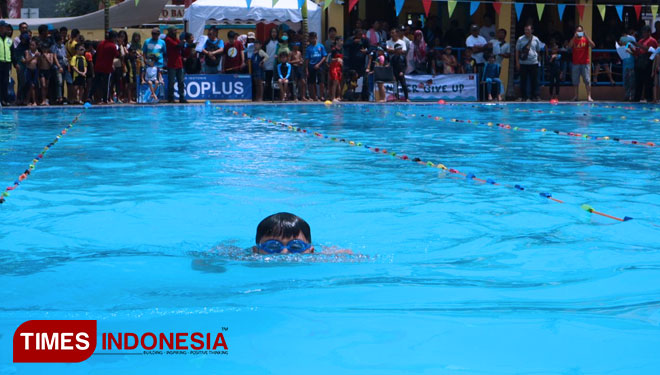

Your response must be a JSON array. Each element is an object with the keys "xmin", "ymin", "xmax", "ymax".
[{"xmin": 0, "ymin": 17, "xmax": 659, "ymax": 104}]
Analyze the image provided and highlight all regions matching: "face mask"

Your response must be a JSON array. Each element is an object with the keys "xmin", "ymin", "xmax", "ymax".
[{"xmin": 577, "ymin": 32, "xmax": 584, "ymax": 37}]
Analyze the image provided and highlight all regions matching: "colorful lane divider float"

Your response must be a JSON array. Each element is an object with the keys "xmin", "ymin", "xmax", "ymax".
[
  {"xmin": 388, "ymin": 109, "xmax": 658, "ymax": 149},
  {"xmin": 221, "ymin": 107, "xmax": 632, "ymax": 223},
  {"xmin": 1, "ymin": 111, "xmax": 84, "ymax": 205}
]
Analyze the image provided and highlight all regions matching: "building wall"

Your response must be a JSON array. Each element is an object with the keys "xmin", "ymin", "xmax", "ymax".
[{"xmin": 23, "ymin": 0, "xmax": 58, "ymax": 18}]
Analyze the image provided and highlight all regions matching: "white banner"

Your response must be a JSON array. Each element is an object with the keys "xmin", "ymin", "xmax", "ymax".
[{"xmin": 383, "ymin": 74, "xmax": 478, "ymax": 101}]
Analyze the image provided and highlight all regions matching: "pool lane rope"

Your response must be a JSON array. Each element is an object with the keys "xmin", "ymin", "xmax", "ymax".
[
  {"xmin": 0, "ymin": 112, "xmax": 84, "ymax": 205},
  {"xmin": 222, "ymin": 107, "xmax": 632, "ymax": 223},
  {"xmin": 390, "ymin": 110, "xmax": 659, "ymax": 149}
]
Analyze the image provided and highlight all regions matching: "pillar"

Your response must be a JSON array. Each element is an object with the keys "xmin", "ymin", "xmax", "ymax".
[
  {"xmin": 496, "ymin": 2, "xmax": 512, "ymax": 96},
  {"xmin": 327, "ymin": 2, "xmax": 345, "ymax": 39}
]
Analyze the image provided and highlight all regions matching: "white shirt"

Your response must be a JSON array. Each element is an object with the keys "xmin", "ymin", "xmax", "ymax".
[
  {"xmin": 265, "ymin": 39, "xmax": 278, "ymax": 70},
  {"xmin": 386, "ymin": 38, "xmax": 407, "ymax": 52},
  {"xmin": 489, "ymin": 39, "xmax": 510, "ymax": 65},
  {"xmin": 480, "ymin": 25, "xmax": 496, "ymax": 42},
  {"xmin": 466, "ymin": 34, "xmax": 488, "ymax": 64}
]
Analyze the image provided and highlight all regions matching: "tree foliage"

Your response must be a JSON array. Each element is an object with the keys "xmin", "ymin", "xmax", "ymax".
[{"xmin": 55, "ymin": 0, "xmax": 98, "ymax": 17}]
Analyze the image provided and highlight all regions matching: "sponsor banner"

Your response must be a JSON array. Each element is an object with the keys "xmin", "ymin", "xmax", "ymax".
[
  {"xmin": 138, "ymin": 74, "xmax": 252, "ymax": 103},
  {"xmin": 13, "ymin": 320, "xmax": 229, "ymax": 363},
  {"xmin": 383, "ymin": 74, "xmax": 478, "ymax": 102}
]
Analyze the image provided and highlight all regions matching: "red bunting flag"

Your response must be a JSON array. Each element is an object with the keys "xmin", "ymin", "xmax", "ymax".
[
  {"xmin": 422, "ymin": 0, "xmax": 432, "ymax": 17},
  {"xmin": 576, "ymin": 4, "xmax": 585, "ymax": 19},
  {"xmin": 349, "ymin": 0, "xmax": 359, "ymax": 12},
  {"xmin": 633, "ymin": 5, "xmax": 642, "ymax": 20},
  {"xmin": 492, "ymin": 1, "xmax": 501, "ymax": 15}
]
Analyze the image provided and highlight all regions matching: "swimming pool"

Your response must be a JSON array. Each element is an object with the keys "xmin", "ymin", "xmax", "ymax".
[{"xmin": 1, "ymin": 103, "xmax": 659, "ymax": 374}]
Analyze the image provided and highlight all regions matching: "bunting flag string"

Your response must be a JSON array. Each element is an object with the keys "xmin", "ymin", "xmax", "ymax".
[
  {"xmin": 222, "ymin": 107, "xmax": 632, "ymax": 223},
  {"xmin": 447, "ymin": 0, "xmax": 457, "ymax": 17},
  {"xmin": 536, "ymin": 3, "xmax": 545, "ymax": 19},
  {"xmin": 469, "ymin": 1, "xmax": 480, "ymax": 16},
  {"xmin": 395, "ymin": 0, "xmax": 405, "ymax": 16},
  {"xmin": 557, "ymin": 4, "xmax": 566, "ymax": 21},
  {"xmin": 492, "ymin": 1, "xmax": 501, "ymax": 15},
  {"xmin": 577, "ymin": 4, "xmax": 585, "ymax": 19},
  {"xmin": 597, "ymin": 4, "xmax": 606, "ymax": 21},
  {"xmin": 423, "ymin": 0, "xmax": 432, "ymax": 17},
  {"xmin": 515, "ymin": 3, "xmax": 524, "ymax": 21}
]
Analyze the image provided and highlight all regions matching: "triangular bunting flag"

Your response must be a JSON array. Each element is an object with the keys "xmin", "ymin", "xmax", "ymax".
[
  {"xmin": 653, "ymin": 5, "xmax": 659, "ymax": 22},
  {"xmin": 423, "ymin": 0, "xmax": 432, "ymax": 16},
  {"xmin": 515, "ymin": 3, "xmax": 524, "ymax": 21},
  {"xmin": 135, "ymin": 0, "xmax": 140, "ymax": 6},
  {"xmin": 273, "ymin": 0, "xmax": 279, "ymax": 6},
  {"xmin": 557, "ymin": 4, "xmax": 566, "ymax": 21},
  {"xmin": 348, "ymin": 0, "xmax": 358, "ymax": 12},
  {"xmin": 492, "ymin": 1, "xmax": 501, "ymax": 15},
  {"xmin": 634, "ymin": 5, "xmax": 642, "ymax": 20},
  {"xmin": 470, "ymin": 1, "xmax": 480, "ymax": 16},
  {"xmin": 323, "ymin": 0, "xmax": 331, "ymax": 10},
  {"xmin": 395, "ymin": 0, "xmax": 404, "ymax": 16},
  {"xmin": 448, "ymin": 0, "xmax": 457, "ymax": 18},
  {"xmin": 615, "ymin": 5, "xmax": 623, "ymax": 21},
  {"xmin": 247, "ymin": 0, "xmax": 252, "ymax": 9},
  {"xmin": 297, "ymin": 0, "xmax": 304, "ymax": 9},
  {"xmin": 536, "ymin": 4, "xmax": 545, "ymax": 19},
  {"xmin": 597, "ymin": 4, "xmax": 606, "ymax": 21},
  {"xmin": 577, "ymin": 4, "xmax": 585, "ymax": 20}
]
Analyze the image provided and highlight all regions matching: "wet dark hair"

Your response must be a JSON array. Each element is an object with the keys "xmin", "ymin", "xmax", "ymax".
[
  {"xmin": 308, "ymin": 32, "xmax": 317, "ymax": 38},
  {"xmin": 71, "ymin": 28, "xmax": 80, "ymax": 38},
  {"xmin": 256, "ymin": 213, "xmax": 311, "ymax": 244},
  {"xmin": 38, "ymin": 25, "xmax": 48, "ymax": 34}
]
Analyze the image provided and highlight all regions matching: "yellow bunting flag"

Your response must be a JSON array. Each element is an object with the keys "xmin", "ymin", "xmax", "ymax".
[
  {"xmin": 536, "ymin": 3, "xmax": 545, "ymax": 19},
  {"xmin": 324, "ymin": 0, "xmax": 331, "ymax": 9},
  {"xmin": 448, "ymin": 0, "xmax": 457, "ymax": 18},
  {"xmin": 597, "ymin": 4, "xmax": 606, "ymax": 21},
  {"xmin": 135, "ymin": 0, "xmax": 140, "ymax": 5},
  {"xmin": 653, "ymin": 5, "xmax": 659, "ymax": 22}
]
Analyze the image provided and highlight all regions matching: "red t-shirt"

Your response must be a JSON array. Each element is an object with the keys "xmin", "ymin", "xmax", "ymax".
[
  {"xmin": 572, "ymin": 36, "xmax": 590, "ymax": 65},
  {"xmin": 635, "ymin": 36, "xmax": 659, "ymax": 56},
  {"xmin": 95, "ymin": 40, "xmax": 118, "ymax": 74},
  {"xmin": 223, "ymin": 40, "xmax": 244, "ymax": 72},
  {"xmin": 165, "ymin": 36, "xmax": 183, "ymax": 69}
]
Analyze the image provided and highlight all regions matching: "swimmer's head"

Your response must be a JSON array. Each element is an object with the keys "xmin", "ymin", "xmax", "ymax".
[{"xmin": 254, "ymin": 212, "xmax": 314, "ymax": 254}]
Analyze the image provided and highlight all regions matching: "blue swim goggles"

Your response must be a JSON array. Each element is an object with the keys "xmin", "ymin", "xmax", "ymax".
[{"xmin": 257, "ymin": 239, "xmax": 311, "ymax": 254}]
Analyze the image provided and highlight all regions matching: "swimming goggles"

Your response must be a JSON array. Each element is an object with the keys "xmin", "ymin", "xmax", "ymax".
[{"xmin": 257, "ymin": 239, "xmax": 311, "ymax": 254}]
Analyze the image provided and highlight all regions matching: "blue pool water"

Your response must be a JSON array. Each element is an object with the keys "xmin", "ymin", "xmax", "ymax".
[{"xmin": 1, "ymin": 103, "xmax": 660, "ymax": 374}]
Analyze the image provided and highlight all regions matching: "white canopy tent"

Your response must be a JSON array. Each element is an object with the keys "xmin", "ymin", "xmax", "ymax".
[{"xmin": 184, "ymin": 0, "xmax": 321, "ymax": 42}]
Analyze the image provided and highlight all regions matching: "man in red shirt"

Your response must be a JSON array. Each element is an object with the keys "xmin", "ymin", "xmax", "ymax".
[
  {"xmin": 93, "ymin": 30, "xmax": 118, "ymax": 104},
  {"xmin": 223, "ymin": 31, "xmax": 245, "ymax": 73},
  {"xmin": 633, "ymin": 25, "xmax": 658, "ymax": 102},
  {"xmin": 568, "ymin": 25, "xmax": 595, "ymax": 101},
  {"xmin": 165, "ymin": 27, "xmax": 187, "ymax": 103}
]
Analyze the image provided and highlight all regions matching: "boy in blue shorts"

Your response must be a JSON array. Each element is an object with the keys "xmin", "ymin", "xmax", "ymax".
[
  {"xmin": 305, "ymin": 32, "xmax": 327, "ymax": 101},
  {"xmin": 253, "ymin": 213, "xmax": 314, "ymax": 255}
]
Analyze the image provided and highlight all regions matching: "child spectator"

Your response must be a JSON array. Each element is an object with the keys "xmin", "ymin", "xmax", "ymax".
[
  {"xmin": 38, "ymin": 42, "xmax": 59, "ymax": 106},
  {"xmin": 50, "ymin": 34, "xmax": 67, "ymax": 105},
  {"xmin": 374, "ymin": 47, "xmax": 388, "ymax": 102},
  {"xmin": 250, "ymin": 39, "xmax": 268, "ymax": 102},
  {"xmin": 23, "ymin": 40, "xmax": 40, "ymax": 106},
  {"xmin": 391, "ymin": 44, "xmax": 409, "ymax": 101},
  {"xmin": 276, "ymin": 35, "xmax": 291, "ymax": 57},
  {"xmin": 289, "ymin": 42, "xmax": 307, "ymax": 101},
  {"xmin": 124, "ymin": 47, "xmax": 138, "ymax": 104},
  {"xmin": 431, "ymin": 48, "xmax": 444, "ymax": 76},
  {"xmin": 111, "ymin": 44, "xmax": 124, "ymax": 103},
  {"xmin": 276, "ymin": 51, "xmax": 292, "ymax": 101},
  {"xmin": 70, "ymin": 45, "xmax": 87, "ymax": 104},
  {"xmin": 83, "ymin": 41, "xmax": 95, "ymax": 103},
  {"xmin": 141, "ymin": 55, "xmax": 162, "ymax": 102},
  {"xmin": 223, "ymin": 30, "xmax": 245, "ymax": 73},
  {"xmin": 482, "ymin": 53, "xmax": 502, "ymax": 101},
  {"xmin": 305, "ymin": 32, "xmax": 327, "ymax": 101},
  {"xmin": 547, "ymin": 44, "xmax": 562, "ymax": 100},
  {"xmin": 441, "ymin": 46, "xmax": 458, "ymax": 74},
  {"xmin": 343, "ymin": 69, "xmax": 359, "ymax": 101},
  {"xmin": 461, "ymin": 47, "xmax": 476, "ymax": 74},
  {"xmin": 328, "ymin": 36, "xmax": 344, "ymax": 102},
  {"xmin": 183, "ymin": 32, "xmax": 201, "ymax": 74}
]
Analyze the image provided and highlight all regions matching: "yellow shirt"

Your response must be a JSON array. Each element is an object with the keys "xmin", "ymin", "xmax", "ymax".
[
  {"xmin": 66, "ymin": 39, "xmax": 78, "ymax": 59},
  {"xmin": 70, "ymin": 55, "xmax": 87, "ymax": 80}
]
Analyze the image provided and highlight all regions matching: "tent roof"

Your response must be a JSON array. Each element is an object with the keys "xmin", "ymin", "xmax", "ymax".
[{"xmin": 5, "ymin": 0, "xmax": 169, "ymax": 29}]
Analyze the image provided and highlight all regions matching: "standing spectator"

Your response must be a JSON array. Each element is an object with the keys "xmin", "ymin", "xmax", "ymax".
[
  {"xmin": 38, "ymin": 42, "xmax": 59, "ymax": 105},
  {"xmin": 182, "ymin": 32, "xmax": 200, "ymax": 74},
  {"xmin": 289, "ymin": 41, "xmax": 306, "ymax": 100},
  {"xmin": 94, "ymin": 30, "xmax": 118, "ymax": 104},
  {"xmin": 324, "ymin": 27, "xmax": 337, "ymax": 54},
  {"xmin": 23, "ymin": 40, "xmax": 40, "ymax": 106},
  {"xmin": 124, "ymin": 47, "xmax": 138, "ymax": 103},
  {"xmin": 547, "ymin": 44, "xmax": 562, "ymax": 100},
  {"xmin": 619, "ymin": 29, "xmax": 636, "ymax": 101},
  {"xmin": 51, "ymin": 33, "xmax": 67, "ymax": 104},
  {"xmin": 328, "ymin": 37, "xmax": 344, "ymax": 102},
  {"xmin": 490, "ymin": 29, "xmax": 510, "ymax": 65},
  {"xmin": 373, "ymin": 47, "xmax": 388, "ymax": 102},
  {"xmin": 14, "ymin": 31, "xmax": 30, "ymax": 105},
  {"xmin": 202, "ymin": 26, "xmax": 223, "ymax": 74},
  {"xmin": 480, "ymin": 16, "xmax": 496, "ymax": 42},
  {"xmin": 344, "ymin": 30, "xmax": 369, "ymax": 100},
  {"xmin": 70, "ymin": 45, "xmax": 87, "ymax": 104},
  {"xmin": 34, "ymin": 25, "xmax": 50, "ymax": 46},
  {"xmin": 408, "ymin": 30, "xmax": 427, "ymax": 74},
  {"xmin": 83, "ymin": 41, "xmax": 95, "ymax": 102},
  {"xmin": 366, "ymin": 21, "xmax": 382, "ymax": 47},
  {"xmin": 633, "ymin": 25, "xmax": 657, "ymax": 102},
  {"xmin": 391, "ymin": 44, "xmax": 409, "ymax": 101},
  {"xmin": 461, "ymin": 47, "xmax": 477, "ymax": 73},
  {"xmin": 59, "ymin": 27, "xmax": 68, "ymax": 45},
  {"xmin": 143, "ymin": 27, "xmax": 166, "ymax": 69},
  {"xmin": 386, "ymin": 28, "xmax": 406, "ymax": 55},
  {"xmin": 422, "ymin": 16, "xmax": 442, "ymax": 47},
  {"xmin": 250, "ymin": 39, "xmax": 268, "ymax": 101},
  {"xmin": 442, "ymin": 46, "xmax": 458, "ymax": 74},
  {"xmin": 305, "ymin": 31, "xmax": 327, "ymax": 101},
  {"xmin": 223, "ymin": 31, "xmax": 245, "ymax": 73},
  {"xmin": 13, "ymin": 22, "xmax": 27, "ymax": 48},
  {"xmin": 264, "ymin": 27, "xmax": 279, "ymax": 100},
  {"xmin": 66, "ymin": 29, "xmax": 80, "ymax": 104},
  {"xmin": 515, "ymin": 25, "xmax": 542, "ymax": 101},
  {"xmin": 568, "ymin": 25, "xmax": 595, "ymax": 101},
  {"xmin": 379, "ymin": 22, "xmax": 389, "ymax": 44},
  {"xmin": 165, "ymin": 27, "xmax": 186, "ymax": 103},
  {"xmin": 130, "ymin": 32, "xmax": 143, "ymax": 67},
  {"xmin": 0, "ymin": 21, "xmax": 12, "ymax": 106},
  {"xmin": 466, "ymin": 25, "xmax": 488, "ymax": 69}
]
